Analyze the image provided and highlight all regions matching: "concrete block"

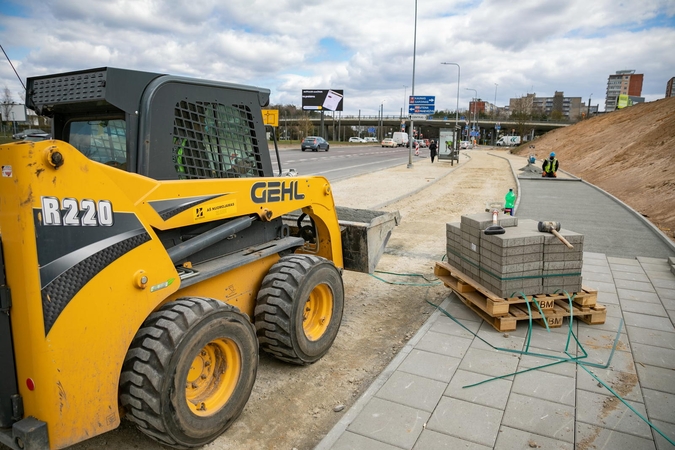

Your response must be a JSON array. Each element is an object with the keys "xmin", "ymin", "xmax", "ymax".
[
  {"xmin": 461, "ymin": 212, "xmax": 518, "ymax": 230},
  {"xmin": 446, "ymin": 222, "xmax": 462, "ymax": 235}
]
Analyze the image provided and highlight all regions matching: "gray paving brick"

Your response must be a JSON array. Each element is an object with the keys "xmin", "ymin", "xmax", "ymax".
[
  {"xmin": 576, "ymin": 365, "xmax": 644, "ymax": 403},
  {"xmin": 443, "ymin": 369, "xmax": 512, "ymax": 410},
  {"xmin": 375, "ymin": 371, "xmax": 447, "ymax": 413},
  {"xmin": 584, "ymin": 251, "xmax": 608, "ymax": 260},
  {"xmin": 577, "ymin": 326, "xmax": 631, "ymax": 354},
  {"xmin": 458, "ymin": 347, "xmax": 520, "ymax": 378},
  {"xmin": 426, "ymin": 397, "xmax": 503, "ymax": 447},
  {"xmin": 501, "ymin": 393, "xmax": 574, "ymax": 442},
  {"xmin": 652, "ymin": 419, "xmax": 675, "ymax": 450},
  {"xmin": 626, "ymin": 326, "xmax": 675, "ymax": 350},
  {"xmin": 461, "ymin": 212, "xmax": 518, "ymax": 230},
  {"xmin": 521, "ymin": 327, "xmax": 580, "ymax": 353},
  {"xmin": 575, "ymin": 422, "xmax": 656, "ymax": 450},
  {"xmin": 437, "ymin": 296, "xmax": 483, "ymax": 323},
  {"xmin": 656, "ymin": 287, "xmax": 675, "ymax": 300},
  {"xmin": 415, "ymin": 331, "xmax": 473, "ymax": 359},
  {"xmin": 346, "ymin": 397, "xmax": 429, "ymax": 449},
  {"xmin": 591, "ymin": 280, "xmax": 618, "ymax": 293},
  {"xmin": 429, "ymin": 314, "xmax": 481, "ymax": 339},
  {"xmin": 612, "ymin": 270, "xmax": 651, "ymax": 282},
  {"xmin": 608, "ymin": 256, "xmax": 640, "ymax": 266},
  {"xmin": 583, "ymin": 258, "xmax": 610, "ymax": 269},
  {"xmin": 472, "ymin": 324, "xmax": 526, "ymax": 352},
  {"xmin": 631, "ymin": 342, "xmax": 675, "ymax": 369},
  {"xmin": 635, "ymin": 363, "xmax": 675, "ymax": 394},
  {"xmin": 611, "ymin": 263, "xmax": 647, "ymax": 274},
  {"xmin": 651, "ymin": 278, "xmax": 675, "ymax": 290},
  {"xmin": 648, "ymin": 270, "xmax": 675, "ymax": 280},
  {"xmin": 412, "ymin": 429, "xmax": 491, "ymax": 450},
  {"xmin": 512, "ymin": 370, "xmax": 576, "ymax": 406},
  {"xmin": 518, "ymin": 353, "xmax": 577, "ymax": 378},
  {"xmin": 583, "ymin": 270, "xmax": 615, "ymax": 284},
  {"xmin": 617, "ymin": 288, "xmax": 662, "ymax": 303},
  {"xmin": 640, "ymin": 262, "xmax": 673, "ymax": 273},
  {"xmin": 597, "ymin": 291, "xmax": 620, "ymax": 304},
  {"xmin": 638, "ymin": 256, "xmax": 670, "ymax": 266},
  {"xmin": 663, "ymin": 298, "xmax": 675, "ymax": 310},
  {"xmin": 642, "ymin": 389, "xmax": 675, "ymax": 424},
  {"xmin": 494, "ymin": 426, "xmax": 573, "ymax": 450},
  {"xmin": 331, "ymin": 431, "xmax": 402, "ymax": 450},
  {"xmin": 577, "ymin": 313, "xmax": 625, "ymax": 334},
  {"xmin": 581, "ymin": 346, "xmax": 636, "ymax": 374},
  {"xmin": 620, "ymin": 299, "xmax": 667, "ymax": 316},
  {"xmin": 603, "ymin": 302, "xmax": 624, "ymax": 318},
  {"xmin": 576, "ymin": 390, "xmax": 652, "ymax": 438},
  {"xmin": 614, "ymin": 278, "xmax": 656, "ymax": 292},
  {"xmin": 398, "ymin": 349, "xmax": 460, "ymax": 384},
  {"xmin": 623, "ymin": 312, "xmax": 675, "ymax": 333}
]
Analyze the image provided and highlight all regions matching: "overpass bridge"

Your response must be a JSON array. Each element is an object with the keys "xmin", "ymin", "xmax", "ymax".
[{"xmin": 278, "ymin": 114, "xmax": 571, "ymax": 142}]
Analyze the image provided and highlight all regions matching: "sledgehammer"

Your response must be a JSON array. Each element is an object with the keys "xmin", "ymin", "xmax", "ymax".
[{"xmin": 538, "ymin": 221, "xmax": 574, "ymax": 249}]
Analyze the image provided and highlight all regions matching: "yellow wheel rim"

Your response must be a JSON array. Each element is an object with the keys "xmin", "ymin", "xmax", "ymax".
[
  {"xmin": 186, "ymin": 338, "xmax": 241, "ymax": 416},
  {"xmin": 303, "ymin": 283, "xmax": 333, "ymax": 341}
]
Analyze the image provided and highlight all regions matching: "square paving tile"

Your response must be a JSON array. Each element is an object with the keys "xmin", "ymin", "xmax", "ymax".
[
  {"xmin": 576, "ymin": 390, "xmax": 652, "ymax": 439},
  {"xmin": 494, "ymin": 426, "xmax": 573, "ymax": 450},
  {"xmin": 412, "ymin": 429, "xmax": 491, "ymax": 450},
  {"xmin": 512, "ymin": 370, "xmax": 576, "ymax": 406},
  {"xmin": 501, "ymin": 393, "xmax": 574, "ymax": 443},
  {"xmin": 612, "ymin": 270, "xmax": 651, "ymax": 283},
  {"xmin": 429, "ymin": 315, "xmax": 480, "ymax": 339},
  {"xmin": 609, "ymin": 257, "xmax": 640, "ymax": 266},
  {"xmin": 583, "ymin": 271, "xmax": 615, "ymax": 284},
  {"xmin": 617, "ymin": 288, "xmax": 661, "ymax": 303},
  {"xmin": 576, "ymin": 365, "xmax": 644, "ymax": 403},
  {"xmin": 426, "ymin": 397, "xmax": 503, "ymax": 447},
  {"xmin": 582, "ymin": 264, "xmax": 611, "ymax": 274},
  {"xmin": 581, "ymin": 346, "xmax": 635, "ymax": 374},
  {"xmin": 518, "ymin": 352, "xmax": 577, "ymax": 378},
  {"xmin": 577, "ymin": 313, "xmax": 625, "ymax": 334},
  {"xmin": 602, "ymin": 302, "xmax": 624, "ymax": 318},
  {"xmin": 443, "ymin": 369, "xmax": 512, "ymax": 410},
  {"xmin": 597, "ymin": 291, "xmax": 620, "ymax": 305},
  {"xmin": 346, "ymin": 397, "xmax": 429, "ymax": 449},
  {"xmin": 611, "ymin": 263, "xmax": 648, "ymax": 274},
  {"xmin": 623, "ymin": 312, "xmax": 675, "ymax": 333},
  {"xmin": 458, "ymin": 347, "xmax": 520, "ymax": 378},
  {"xmin": 590, "ymin": 280, "xmax": 618, "ymax": 294},
  {"xmin": 626, "ymin": 326, "xmax": 675, "ymax": 351},
  {"xmin": 650, "ymin": 278, "xmax": 675, "ymax": 290},
  {"xmin": 577, "ymin": 326, "xmax": 631, "ymax": 354},
  {"xmin": 656, "ymin": 287, "xmax": 675, "ymax": 301},
  {"xmin": 638, "ymin": 256, "xmax": 670, "ymax": 266},
  {"xmin": 331, "ymin": 431, "xmax": 403, "ymax": 450},
  {"xmin": 642, "ymin": 388, "xmax": 675, "ymax": 424},
  {"xmin": 652, "ymin": 419, "xmax": 675, "ymax": 450},
  {"xmin": 576, "ymin": 422, "xmax": 655, "ymax": 450},
  {"xmin": 441, "ymin": 297, "xmax": 484, "ymax": 323},
  {"xmin": 375, "ymin": 371, "xmax": 447, "ymax": 413},
  {"xmin": 615, "ymin": 279, "xmax": 656, "ymax": 292},
  {"xmin": 398, "ymin": 349, "xmax": 461, "ymax": 383},
  {"xmin": 415, "ymin": 331, "xmax": 473, "ymax": 359},
  {"xmin": 631, "ymin": 342, "xmax": 675, "ymax": 370},
  {"xmin": 620, "ymin": 299, "xmax": 667, "ymax": 316},
  {"xmin": 636, "ymin": 363, "xmax": 675, "ymax": 394},
  {"xmin": 472, "ymin": 324, "xmax": 526, "ymax": 352}
]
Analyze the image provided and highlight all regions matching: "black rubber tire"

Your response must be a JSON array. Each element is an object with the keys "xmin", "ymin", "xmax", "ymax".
[
  {"xmin": 119, "ymin": 298, "xmax": 258, "ymax": 449},
  {"xmin": 302, "ymin": 148, "xmax": 305, "ymax": 151},
  {"xmin": 326, "ymin": 145, "xmax": 330, "ymax": 151},
  {"xmin": 255, "ymin": 255, "xmax": 344, "ymax": 365}
]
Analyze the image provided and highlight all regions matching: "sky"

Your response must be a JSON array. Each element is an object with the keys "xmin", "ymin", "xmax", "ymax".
[{"xmin": 1, "ymin": 0, "xmax": 674, "ymax": 116}]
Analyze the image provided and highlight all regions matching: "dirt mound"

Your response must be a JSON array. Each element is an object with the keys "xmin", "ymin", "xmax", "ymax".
[{"xmin": 514, "ymin": 97, "xmax": 675, "ymax": 240}]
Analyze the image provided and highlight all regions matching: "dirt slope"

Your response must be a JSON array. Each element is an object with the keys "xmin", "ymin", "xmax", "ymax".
[{"xmin": 513, "ymin": 97, "xmax": 675, "ymax": 240}]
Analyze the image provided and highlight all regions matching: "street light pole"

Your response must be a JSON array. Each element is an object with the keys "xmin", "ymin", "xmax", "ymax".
[
  {"xmin": 587, "ymin": 93, "xmax": 593, "ymax": 119},
  {"xmin": 494, "ymin": 83, "xmax": 498, "ymax": 118},
  {"xmin": 465, "ymin": 88, "xmax": 477, "ymax": 144},
  {"xmin": 407, "ymin": 0, "xmax": 418, "ymax": 169},
  {"xmin": 441, "ymin": 62, "xmax": 460, "ymax": 149}
]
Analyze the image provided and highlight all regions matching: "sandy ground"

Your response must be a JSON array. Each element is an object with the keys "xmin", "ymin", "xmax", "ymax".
[
  {"xmin": 513, "ymin": 96, "xmax": 675, "ymax": 240},
  {"xmin": 57, "ymin": 150, "xmax": 514, "ymax": 450}
]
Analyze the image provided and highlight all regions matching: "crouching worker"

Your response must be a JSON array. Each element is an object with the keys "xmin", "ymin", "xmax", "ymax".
[{"xmin": 542, "ymin": 152, "xmax": 559, "ymax": 177}]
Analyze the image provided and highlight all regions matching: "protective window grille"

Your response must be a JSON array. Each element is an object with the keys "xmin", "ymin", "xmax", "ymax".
[{"xmin": 173, "ymin": 101, "xmax": 263, "ymax": 179}]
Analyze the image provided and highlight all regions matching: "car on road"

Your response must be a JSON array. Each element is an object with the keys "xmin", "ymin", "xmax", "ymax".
[
  {"xmin": 301, "ymin": 136, "xmax": 330, "ymax": 152},
  {"xmin": 364, "ymin": 137, "xmax": 378, "ymax": 143},
  {"xmin": 415, "ymin": 139, "xmax": 427, "ymax": 148},
  {"xmin": 348, "ymin": 137, "xmax": 365, "ymax": 143},
  {"xmin": 460, "ymin": 141, "xmax": 473, "ymax": 149},
  {"xmin": 381, "ymin": 138, "xmax": 397, "ymax": 148},
  {"xmin": 23, "ymin": 132, "xmax": 51, "ymax": 142},
  {"xmin": 12, "ymin": 129, "xmax": 49, "ymax": 140}
]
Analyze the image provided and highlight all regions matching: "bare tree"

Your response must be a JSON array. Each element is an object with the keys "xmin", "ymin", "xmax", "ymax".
[{"xmin": 1, "ymin": 85, "xmax": 14, "ymax": 135}]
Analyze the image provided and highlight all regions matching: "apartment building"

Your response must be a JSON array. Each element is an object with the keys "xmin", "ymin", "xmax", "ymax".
[
  {"xmin": 605, "ymin": 70, "xmax": 644, "ymax": 111},
  {"xmin": 667, "ymin": 77, "xmax": 675, "ymax": 98}
]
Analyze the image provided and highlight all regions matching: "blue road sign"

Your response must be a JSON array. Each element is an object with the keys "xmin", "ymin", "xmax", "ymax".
[
  {"xmin": 409, "ymin": 96, "xmax": 435, "ymax": 105},
  {"xmin": 408, "ymin": 105, "xmax": 435, "ymax": 114},
  {"xmin": 368, "ymin": 127, "xmax": 376, "ymax": 133}
]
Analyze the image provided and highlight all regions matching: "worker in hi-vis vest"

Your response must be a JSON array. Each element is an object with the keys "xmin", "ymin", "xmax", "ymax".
[{"xmin": 542, "ymin": 152, "xmax": 559, "ymax": 178}]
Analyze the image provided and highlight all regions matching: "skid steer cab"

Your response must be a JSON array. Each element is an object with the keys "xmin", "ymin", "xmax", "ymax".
[{"xmin": 0, "ymin": 67, "xmax": 399, "ymax": 450}]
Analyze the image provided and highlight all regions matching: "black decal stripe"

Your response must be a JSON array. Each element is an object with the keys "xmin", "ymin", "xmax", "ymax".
[
  {"xmin": 41, "ymin": 232, "xmax": 151, "ymax": 336},
  {"xmin": 148, "ymin": 195, "xmax": 222, "ymax": 221}
]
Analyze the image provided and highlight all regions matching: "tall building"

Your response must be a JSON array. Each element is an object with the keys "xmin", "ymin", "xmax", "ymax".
[
  {"xmin": 605, "ymin": 70, "xmax": 643, "ymax": 111},
  {"xmin": 667, "ymin": 77, "xmax": 675, "ymax": 98},
  {"xmin": 508, "ymin": 92, "xmax": 583, "ymax": 120}
]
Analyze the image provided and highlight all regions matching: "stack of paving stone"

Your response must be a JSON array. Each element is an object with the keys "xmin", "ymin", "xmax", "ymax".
[{"xmin": 445, "ymin": 213, "xmax": 584, "ymax": 298}]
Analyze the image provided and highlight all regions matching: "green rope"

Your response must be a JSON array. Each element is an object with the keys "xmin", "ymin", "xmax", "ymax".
[{"xmin": 370, "ymin": 270, "xmax": 442, "ymax": 286}]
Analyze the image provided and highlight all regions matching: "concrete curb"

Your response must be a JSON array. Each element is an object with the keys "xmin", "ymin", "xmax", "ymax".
[{"xmin": 314, "ymin": 296, "xmax": 453, "ymax": 450}]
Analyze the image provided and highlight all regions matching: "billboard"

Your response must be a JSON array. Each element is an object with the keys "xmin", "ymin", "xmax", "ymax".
[
  {"xmin": 617, "ymin": 94, "xmax": 633, "ymax": 109},
  {"xmin": 302, "ymin": 89, "xmax": 344, "ymax": 111}
]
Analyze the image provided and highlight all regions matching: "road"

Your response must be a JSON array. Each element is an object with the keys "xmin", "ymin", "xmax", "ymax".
[{"xmin": 269, "ymin": 144, "xmax": 421, "ymax": 181}]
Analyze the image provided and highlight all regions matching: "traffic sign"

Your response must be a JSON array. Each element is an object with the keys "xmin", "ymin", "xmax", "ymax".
[
  {"xmin": 409, "ymin": 95, "xmax": 435, "ymax": 105},
  {"xmin": 409, "ymin": 114, "xmax": 427, "ymax": 120},
  {"xmin": 368, "ymin": 127, "xmax": 376, "ymax": 133},
  {"xmin": 408, "ymin": 105, "xmax": 435, "ymax": 114},
  {"xmin": 261, "ymin": 109, "xmax": 279, "ymax": 127}
]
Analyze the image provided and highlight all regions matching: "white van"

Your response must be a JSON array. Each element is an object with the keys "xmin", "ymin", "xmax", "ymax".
[{"xmin": 392, "ymin": 132, "xmax": 409, "ymax": 147}]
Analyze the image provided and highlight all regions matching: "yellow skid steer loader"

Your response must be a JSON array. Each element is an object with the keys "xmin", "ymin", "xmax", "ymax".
[{"xmin": 0, "ymin": 67, "xmax": 399, "ymax": 449}]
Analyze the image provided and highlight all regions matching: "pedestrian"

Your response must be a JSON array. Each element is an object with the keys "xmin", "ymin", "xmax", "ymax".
[
  {"xmin": 542, "ymin": 152, "xmax": 559, "ymax": 177},
  {"xmin": 429, "ymin": 139, "xmax": 437, "ymax": 163}
]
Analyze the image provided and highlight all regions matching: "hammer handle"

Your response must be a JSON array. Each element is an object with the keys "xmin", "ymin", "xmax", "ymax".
[{"xmin": 551, "ymin": 229, "xmax": 574, "ymax": 249}]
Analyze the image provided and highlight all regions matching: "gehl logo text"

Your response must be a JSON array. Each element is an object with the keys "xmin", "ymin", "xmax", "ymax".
[{"xmin": 250, "ymin": 180, "xmax": 305, "ymax": 204}]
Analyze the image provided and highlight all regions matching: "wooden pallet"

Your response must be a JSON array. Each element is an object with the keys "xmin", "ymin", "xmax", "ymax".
[{"xmin": 434, "ymin": 261, "xmax": 606, "ymax": 332}]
